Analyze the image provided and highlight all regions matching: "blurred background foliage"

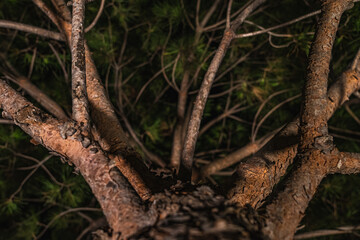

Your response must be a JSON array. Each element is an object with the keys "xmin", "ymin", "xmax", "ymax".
[{"xmin": 0, "ymin": 0, "xmax": 360, "ymax": 239}]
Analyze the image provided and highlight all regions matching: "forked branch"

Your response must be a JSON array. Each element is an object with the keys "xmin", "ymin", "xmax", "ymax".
[
  {"xmin": 181, "ymin": 0, "xmax": 267, "ymax": 180},
  {"xmin": 263, "ymin": 1, "xmax": 354, "ymax": 239}
]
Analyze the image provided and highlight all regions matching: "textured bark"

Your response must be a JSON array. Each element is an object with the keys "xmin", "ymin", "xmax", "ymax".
[
  {"xmin": 228, "ymin": 68, "xmax": 360, "ymax": 207},
  {"xmin": 328, "ymin": 152, "xmax": 360, "ymax": 174},
  {"xmin": 46, "ymin": 5, "xmax": 154, "ymax": 197},
  {"xmin": 0, "ymin": 80, "xmax": 156, "ymax": 238},
  {"xmin": 71, "ymin": 0, "xmax": 91, "ymax": 135},
  {"xmin": 263, "ymin": 150, "xmax": 329, "ymax": 240},
  {"xmin": 263, "ymin": 1, "xmax": 353, "ymax": 239},
  {"xmin": 43, "ymin": 0, "xmax": 129, "ymax": 154},
  {"xmin": 299, "ymin": 0, "xmax": 347, "ymax": 149},
  {"xmin": 109, "ymin": 154, "xmax": 152, "ymax": 201}
]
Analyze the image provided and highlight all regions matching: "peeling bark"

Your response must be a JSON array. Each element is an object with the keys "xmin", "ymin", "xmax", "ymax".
[{"xmin": 0, "ymin": 79, "xmax": 156, "ymax": 238}]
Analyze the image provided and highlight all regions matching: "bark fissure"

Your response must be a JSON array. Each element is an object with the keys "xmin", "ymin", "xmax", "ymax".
[{"xmin": 0, "ymin": 79, "xmax": 156, "ymax": 238}]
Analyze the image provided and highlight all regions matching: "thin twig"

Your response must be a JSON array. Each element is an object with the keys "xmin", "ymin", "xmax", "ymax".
[
  {"xmin": 181, "ymin": 0, "xmax": 266, "ymax": 179},
  {"xmin": 0, "ymin": 20, "xmax": 64, "ymax": 41},
  {"xmin": 253, "ymin": 94, "xmax": 300, "ymax": 141},
  {"xmin": 235, "ymin": 10, "xmax": 321, "ymax": 39},
  {"xmin": 8, "ymin": 155, "xmax": 53, "ymax": 201},
  {"xmin": 37, "ymin": 207, "xmax": 102, "ymax": 239},
  {"xmin": 294, "ymin": 225, "xmax": 360, "ymax": 239},
  {"xmin": 85, "ymin": 0, "xmax": 105, "ymax": 32}
]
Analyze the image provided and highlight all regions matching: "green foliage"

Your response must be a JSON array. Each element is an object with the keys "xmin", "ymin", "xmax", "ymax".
[{"xmin": 0, "ymin": 0, "xmax": 360, "ymax": 239}]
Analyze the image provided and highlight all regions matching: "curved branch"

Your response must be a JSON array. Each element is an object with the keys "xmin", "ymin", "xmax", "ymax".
[
  {"xmin": 181, "ymin": 0, "xmax": 267, "ymax": 179},
  {"xmin": 263, "ymin": 2, "xmax": 354, "ymax": 239},
  {"xmin": 228, "ymin": 56, "xmax": 360, "ymax": 208}
]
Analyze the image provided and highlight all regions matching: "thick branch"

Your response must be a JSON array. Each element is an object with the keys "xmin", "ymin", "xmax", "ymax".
[
  {"xmin": 0, "ymin": 20, "xmax": 64, "ymax": 41},
  {"xmin": 181, "ymin": 0, "xmax": 266, "ymax": 179},
  {"xmin": 328, "ymin": 152, "xmax": 360, "ymax": 174},
  {"xmin": 37, "ymin": 0, "xmax": 155, "ymax": 201},
  {"xmin": 263, "ymin": 1, "xmax": 353, "ymax": 239},
  {"xmin": 71, "ymin": 0, "xmax": 91, "ymax": 134},
  {"xmin": 228, "ymin": 67, "xmax": 360, "ymax": 208},
  {"xmin": 0, "ymin": 79, "xmax": 156, "ymax": 237},
  {"xmin": 299, "ymin": 0, "xmax": 350, "ymax": 149}
]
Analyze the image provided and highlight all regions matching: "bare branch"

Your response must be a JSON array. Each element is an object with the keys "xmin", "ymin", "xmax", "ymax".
[
  {"xmin": 235, "ymin": 10, "xmax": 321, "ymax": 39},
  {"xmin": 294, "ymin": 225, "xmax": 360, "ymax": 239},
  {"xmin": 0, "ymin": 20, "xmax": 64, "ymax": 41},
  {"xmin": 228, "ymin": 56, "xmax": 360, "ymax": 208},
  {"xmin": 200, "ymin": 129, "xmax": 277, "ymax": 178},
  {"xmin": 328, "ymin": 152, "xmax": 360, "ymax": 174},
  {"xmin": 32, "ymin": 0, "xmax": 63, "ymax": 31},
  {"xmin": 51, "ymin": 0, "xmax": 71, "ymax": 22},
  {"xmin": 71, "ymin": 0, "xmax": 91, "ymax": 134},
  {"xmin": 0, "ymin": 79, "xmax": 157, "ymax": 237},
  {"xmin": 1, "ymin": 55, "xmax": 68, "ymax": 120},
  {"xmin": 170, "ymin": 71, "xmax": 191, "ymax": 171},
  {"xmin": 181, "ymin": 0, "xmax": 267, "ymax": 179},
  {"xmin": 263, "ymin": 2, "xmax": 354, "ymax": 239},
  {"xmin": 85, "ymin": 0, "xmax": 105, "ymax": 33}
]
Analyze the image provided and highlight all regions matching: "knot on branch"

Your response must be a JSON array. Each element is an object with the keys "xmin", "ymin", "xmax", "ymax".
[{"xmin": 314, "ymin": 134, "xmax": 334, "ymax": 154}]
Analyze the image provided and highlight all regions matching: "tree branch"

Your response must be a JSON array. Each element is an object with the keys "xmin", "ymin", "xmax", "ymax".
[
  {"xmin": 0, "ymin": 79, "xmax": 156, "ymax": 238},
  {"xmin": 71, "ymin": 0, "xmax": 91, "ymax": 135},
  {"xmin": 0, "ymin": 55, "xmax": 68, "ymax": 120},
  {"xmin": 263, "ymin": 1, "xmax": 353, "ymax": 239},
  {"xmin": 328, "ymin": 152, "xmax": 360, "ymax": 174},
  {"xmin": 181, "ymin": 0, "xmax": 266, "ymax": 180},
  {"xmin": 228, "ymin": 57, "xmax": 360, "ymax": 208},
  {"xmin": 200, "ymin": 129, "xmax": 277, "ymax": 178},
  {"xmin": 0, "ymin": 20, "xmax": 64, "ymax": 41}
]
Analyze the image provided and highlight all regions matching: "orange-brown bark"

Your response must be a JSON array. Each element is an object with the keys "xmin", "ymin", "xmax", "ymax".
[
  {"xmin": 31, "ymin": 0, "xmax": 155, "ymax": 200},
  {"xmin": 263, "ymin": 1, "xmax": 354, "ymax": 239},
  {"xmin": 0, "ymin": 79, "xmax": 156, "ymax": 238},
  {"xmin": 228, "ymin": 68, "xmax": 360, "ymax": 208}
]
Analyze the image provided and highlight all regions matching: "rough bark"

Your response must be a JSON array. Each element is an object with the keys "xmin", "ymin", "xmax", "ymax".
[
  {"xmin": 263, "ymin": 1, "xmax": 353, "ymax": 239},
  {"xmin": 228, "ymin": 68, "xmax": 360, "ymax": 208},
  {"xmin": 0, "ymin": 79, "xmax": 156, "ymax": 238},
  {"xmin": 71, "ymin": 0, "xmax": 91, "ymax": 135}
]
